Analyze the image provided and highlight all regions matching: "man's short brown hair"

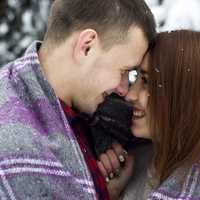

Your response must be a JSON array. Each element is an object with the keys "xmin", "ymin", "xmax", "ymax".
[{"xmin": 44, "ymin": 0, "xmax": 156, "ymax": 48}]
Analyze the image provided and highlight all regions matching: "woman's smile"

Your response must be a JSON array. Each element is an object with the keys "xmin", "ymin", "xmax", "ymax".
[{"xmin": 133, "ymin": 107, "xmax": 146, "ymax": 119}]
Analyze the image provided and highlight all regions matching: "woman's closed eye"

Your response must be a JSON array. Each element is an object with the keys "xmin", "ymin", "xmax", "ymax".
[{"xmin": 141, "ymin": 76, "xmax": 148, "ymax": 84}]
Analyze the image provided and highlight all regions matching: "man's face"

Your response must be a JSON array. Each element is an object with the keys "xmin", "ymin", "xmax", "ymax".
[{"xmin": 73, "ymin": 26, "xmax": 148, "ymax": 115}]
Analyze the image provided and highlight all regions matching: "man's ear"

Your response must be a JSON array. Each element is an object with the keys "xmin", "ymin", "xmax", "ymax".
[{"xmin": 73, "ymin": 29, "xmax": 98, "ymax": 63}]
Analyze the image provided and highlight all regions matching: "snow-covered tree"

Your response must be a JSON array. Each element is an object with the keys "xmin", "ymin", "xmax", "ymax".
[
  {"xmin": 0, "ymin": 0, "xmax": 52, "ymax": 65},
  {"xmin": 146, "ymin": 0, "xmax": 200, "ymax": 31}
]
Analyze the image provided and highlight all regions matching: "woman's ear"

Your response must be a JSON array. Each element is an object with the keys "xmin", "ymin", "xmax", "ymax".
[{"xmin": 73, "ymin": 29, "xmax": 98, "ymax": 64}]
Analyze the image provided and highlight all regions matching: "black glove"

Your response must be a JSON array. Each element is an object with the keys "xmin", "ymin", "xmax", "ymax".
[{"xmin": 88, "ymin": 93, "xmax": 136, "ymax": 156}]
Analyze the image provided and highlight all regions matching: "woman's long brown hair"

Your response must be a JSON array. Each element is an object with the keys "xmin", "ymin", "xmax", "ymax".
[{"xmin": 148, "ymin": 30, "xmax": 200, "ymax": 186}]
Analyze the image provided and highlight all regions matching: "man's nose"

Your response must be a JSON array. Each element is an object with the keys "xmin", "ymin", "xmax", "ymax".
[
  {"xmin": 115, "ymin": 82, "xmax": 129, "ymax": 97},
  {"xmin": 115, "ymin": 72, "xmax": 129, "ymax": 97}
]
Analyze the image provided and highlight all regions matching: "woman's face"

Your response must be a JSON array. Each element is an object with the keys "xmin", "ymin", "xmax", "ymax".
[{"xmin": 126, "ymin": 54, "xmax": 151, "ymax": 139}]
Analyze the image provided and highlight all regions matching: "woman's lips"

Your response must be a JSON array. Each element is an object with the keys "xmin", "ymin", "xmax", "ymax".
[{"xmin": 133, "ymin": 107, "xmax": 145, "ymax": 120}]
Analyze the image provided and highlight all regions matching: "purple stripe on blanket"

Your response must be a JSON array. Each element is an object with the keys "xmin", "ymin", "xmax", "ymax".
[
  {"xmin": 154, "ymin": 189, "xmax": 198, "ymax": 200},
  {"xmin": 0, "ymin": 165, "xmax": 93, "ymax": 191},
  {"xmin": 0, "ymin": 163, "xmax": 63, "ymax": 171},
  {"xmin": 0, "ymin": 97, "xmax": 72, "ymax": 137}
]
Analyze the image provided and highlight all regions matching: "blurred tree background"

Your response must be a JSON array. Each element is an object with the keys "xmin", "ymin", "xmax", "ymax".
[{"xmin": 0, "ymin": 0, "xmax": 52, "ymax": 65}]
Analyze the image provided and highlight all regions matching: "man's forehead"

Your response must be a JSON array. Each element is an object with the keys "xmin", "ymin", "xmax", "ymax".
[
  {"xmin": 128, "ymin": 26, "xmax": 148, "ymax": 46},
  {"xmin": 127, "ymin": 54, "xmax": 145, "ymax": 70},
  {"xmin": 126, "ymin": 42, "xmax": 148, "ymax": 67}
]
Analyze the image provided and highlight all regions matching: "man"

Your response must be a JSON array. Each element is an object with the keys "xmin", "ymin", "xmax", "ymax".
[{"xmin": 0, "ymin": 0, "xmax": 155, "ymax": 199}]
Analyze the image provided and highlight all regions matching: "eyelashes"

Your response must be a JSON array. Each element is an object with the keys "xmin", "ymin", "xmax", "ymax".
[{"xmin": 141, "ymin": 76, "xmax": 148, "ymax": 84}]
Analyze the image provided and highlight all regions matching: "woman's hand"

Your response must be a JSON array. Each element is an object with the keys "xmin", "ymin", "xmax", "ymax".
[{"xmin": 97, "ymin": 142, "xmax": 134, "ymax": 200}]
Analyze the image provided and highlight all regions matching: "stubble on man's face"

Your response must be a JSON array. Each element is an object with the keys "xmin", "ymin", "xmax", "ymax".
[{"xmin": 73, "ymin": 26, "xmax": 148, "ymax": 115}]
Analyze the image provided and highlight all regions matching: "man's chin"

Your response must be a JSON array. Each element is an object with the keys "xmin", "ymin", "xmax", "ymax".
[
  {"xmin": 88, "ymin": 106, "xmax": 97, "ymax": 116},
  {"xmin": 80, "ymin": 106, "xmax": 96, "ymax": 116}
]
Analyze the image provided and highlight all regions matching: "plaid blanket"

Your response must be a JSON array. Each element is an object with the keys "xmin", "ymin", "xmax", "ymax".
[
  {"xmin": 0, "ymin": 41, "xmax": 97, "ymax": 200},
  {"xmin": 122, "ymin": 145, "xmax": 200, "ymax": 200},
  {"xmin": 149, "ymin": 162, "xmax": 200, "ymax": 200}
]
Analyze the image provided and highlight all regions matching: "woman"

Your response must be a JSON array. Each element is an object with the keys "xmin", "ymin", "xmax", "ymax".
[{"xmin": 125, "ymin": 30, "xmax": 200, "ymax": 199}]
